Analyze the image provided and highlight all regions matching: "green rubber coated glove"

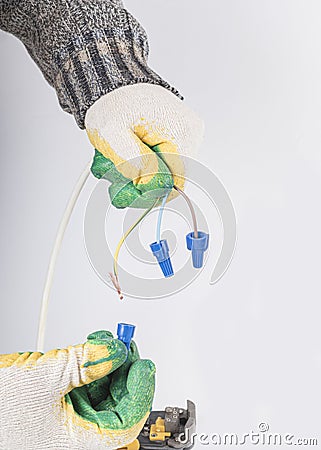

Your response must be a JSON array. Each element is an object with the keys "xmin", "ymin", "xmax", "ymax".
[{"xmin": 0, "ymin": 330, "xmax": 155, "ymax": 450}]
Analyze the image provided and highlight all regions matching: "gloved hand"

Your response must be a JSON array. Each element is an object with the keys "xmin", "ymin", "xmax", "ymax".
[
  {"xmin": 86, "ymin": 84, "xmax": 204, "ymax": 208},
  {"xmin": 0, "ymin": 330, "xmax": 155, "ymax": 450}
]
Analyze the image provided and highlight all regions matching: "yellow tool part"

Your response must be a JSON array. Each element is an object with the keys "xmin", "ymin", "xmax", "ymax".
[
  {"xmin": 149, "ymin": 417, "xmax": 171, "ymax": 441},
  {"xmin": 117, "ymin": 439, "xmax": 140, "ymax": 450}
]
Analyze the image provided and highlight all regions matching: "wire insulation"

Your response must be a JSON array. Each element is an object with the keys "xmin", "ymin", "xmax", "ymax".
[
  {"xmin": 156, "ymin": 193, "xmax": 169, "ymax": 243},
  {"xmin": 36, "ymin": 162, "xmax": 92, "ymax": 352},
  {"xmin": 112, "ymin": 199, "xmax": 158, "ymax": 278},
  {"xmin": 174, "ymin": 185, "xmax": 198, "ymax": 238}
]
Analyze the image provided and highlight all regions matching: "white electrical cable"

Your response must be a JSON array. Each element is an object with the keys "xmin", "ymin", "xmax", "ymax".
[{"xmin": 36, "ymin": 161, "xmax": 92, "ymax": 352}]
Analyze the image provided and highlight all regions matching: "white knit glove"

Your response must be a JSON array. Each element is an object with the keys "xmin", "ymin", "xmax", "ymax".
[
  {"xmin": 86, "ymin": 84, "xmax": 204, "ymax": 208},
  {"xmin": 0, "ymin": 331, "xmax": 155, "ymax": 450}
]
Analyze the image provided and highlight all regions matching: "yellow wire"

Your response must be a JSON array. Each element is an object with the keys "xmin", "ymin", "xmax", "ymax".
[{"xmin": 113, "ymin": 198, "xmax": 159, "ymax": 277}]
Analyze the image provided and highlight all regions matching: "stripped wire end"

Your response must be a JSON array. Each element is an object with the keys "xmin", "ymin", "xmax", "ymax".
[{"xmin": 109, "ymin": 272, "xmax": 124, "ymax": 300}]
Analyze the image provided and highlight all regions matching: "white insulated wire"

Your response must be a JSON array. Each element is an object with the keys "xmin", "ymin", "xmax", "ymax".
[{"xmin": 36, "ymin": 162, "xmax": 92, "ymax": 352}]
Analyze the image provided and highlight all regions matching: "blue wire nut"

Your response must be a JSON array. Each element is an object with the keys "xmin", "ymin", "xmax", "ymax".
[
  {"xmin": 186, "ymin": 231, "xmax": 209, "ymax": 268},
  {"xmin": 150, "ymin": 239, "xmax": 174, "ymax": 278},
  {"xmin": 117, "ymin": 323, "xmax": 136, "ymax": 350}
]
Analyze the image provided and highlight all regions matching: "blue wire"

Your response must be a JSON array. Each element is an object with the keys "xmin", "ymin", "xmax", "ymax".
[{"xmin": 156, "ymin": 193, "xmax": 169, "ymax": 243}]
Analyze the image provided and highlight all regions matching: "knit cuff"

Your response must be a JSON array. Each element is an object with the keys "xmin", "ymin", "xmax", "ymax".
[
  {"xmin": 53, "ymin": 28, "xmax": 182, "ymax": 129},
  {"xmin": 0, "ymin": 1, "xmax": 182, "ymax": 128}
]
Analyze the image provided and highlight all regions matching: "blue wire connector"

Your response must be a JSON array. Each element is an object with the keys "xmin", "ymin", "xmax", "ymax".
[
  {"xmin": 117, "ymin": 323, "xmax": 136, "ymax": 350},
  {"xmin": 150, "ymin": 239, "xmax": 174, "ymax": 278},
  {"xmin": 186, "ymin": 231, "xmax": 209, "ymax": 268}
]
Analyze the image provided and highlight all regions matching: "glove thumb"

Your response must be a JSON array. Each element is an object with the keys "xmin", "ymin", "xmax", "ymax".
[{"xmin": 42, "ymin": 330, "xmax": 127, "ymax": 397}]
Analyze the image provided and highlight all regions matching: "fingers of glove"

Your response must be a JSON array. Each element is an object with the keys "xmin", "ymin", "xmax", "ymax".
[
  {"xmin": 82, "ymin": 374, "xmax": 111, "ymax": 408},
  {"xmin": 82, "ymin": 331, "xmax": 139, "ymax": 407},
  {"xmin": 62, "ymin": 359, "xmax": 155, "ymax": 445},
  {"xmin": 87, "ymin": 127, "xmax": 174, "ymax": 205},
  {"xmin": 96, "ymin": 340, "xmax": 141, "ymax": 408},
  {"xmin": 91, "ymin": 147, "xmax": 173, "ymax": 208},
  {"xmin": 108, "ymin": 180, "xmax": 159, "ymax": 209},
  {"xmin": 88, "ymin": 340, "xmax": 140, "ymax": 410},
  {"xmin": 86, "ymin": 125, "xmax": 161, "ymax": 184},
  {"xmin": 42, "ymin": 330, "xmax": 128, "ymax": 397},
  {"xmin": 110, "ymin": 359, "xmax": 156, "ymax": 428},
  {"xmin": 79, "ymin": 359, "xmax": 155, "ymax": 432},
  {"xmin": 91, "ymin": 149, "xmax": 146, "ymax": 208}
]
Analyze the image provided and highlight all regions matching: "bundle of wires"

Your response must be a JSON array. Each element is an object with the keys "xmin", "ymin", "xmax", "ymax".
[
  {"xmin": 109, "ymin": 197, "xmax": 159, "ymax": 300},
  {"xmin": 111, "ymin": 185, "xmax": 198, "ymax": 300}
]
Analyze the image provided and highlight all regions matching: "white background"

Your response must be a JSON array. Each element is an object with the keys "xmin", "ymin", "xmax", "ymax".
[{"xmin": 1, "ymin": 0, "xmax": 321, "ymax": 447}]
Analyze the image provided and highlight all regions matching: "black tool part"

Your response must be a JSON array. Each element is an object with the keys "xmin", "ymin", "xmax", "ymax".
[{"xmin": 138, "ymin": 400, "xmax": 196, "ymax": 450}]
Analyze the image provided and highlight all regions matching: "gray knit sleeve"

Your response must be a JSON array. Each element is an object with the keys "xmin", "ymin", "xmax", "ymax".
[{"xmin": 0, "ymin": 0, "xmax": 181, "ymax": 128}]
